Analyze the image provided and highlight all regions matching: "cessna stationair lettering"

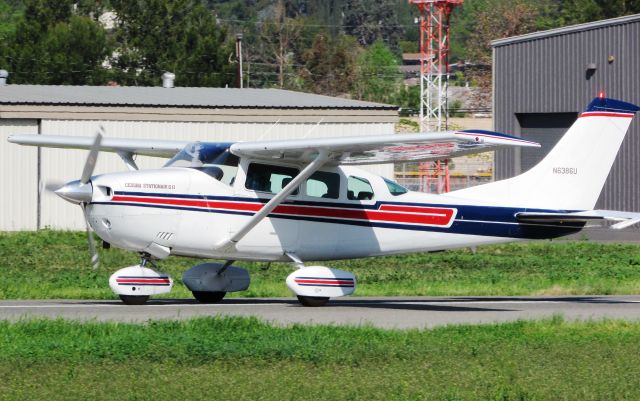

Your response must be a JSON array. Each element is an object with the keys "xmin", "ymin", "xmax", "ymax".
[{"xmin": 8, "ymin": 96, "xmax": 640, "ymax": 306}]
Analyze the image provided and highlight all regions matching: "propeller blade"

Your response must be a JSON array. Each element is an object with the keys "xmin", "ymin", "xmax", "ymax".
[
  {"xmin": 80, "ymin": 129, "xmax": 104, "ymax": 185},
  {"xmin": 80, "ymin": 203, "xmax": 100, "ymax": 269}
]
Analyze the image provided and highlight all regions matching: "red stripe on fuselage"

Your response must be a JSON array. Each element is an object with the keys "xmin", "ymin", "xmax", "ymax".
[{"xmin": 110, "ymin": 196, "xmax": 456, "ymax": 226}]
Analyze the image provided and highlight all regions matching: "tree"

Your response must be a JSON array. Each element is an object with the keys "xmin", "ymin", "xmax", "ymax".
[
  {"xmin": 0, "ymin": 0, "xmax": 110, "ymax": 85},
  {"xmin": 352, "ymin": 40, "xmax": 401, "ymax": 103},
  {"xmin": 302, "ymin": 33, "xmax": 360, "ymax": 96},
  {"xmin": 342, "ymin": 0, "xmax": 404, "ymax": 51},
  {"xmin": 110, "ymin": 0, "xmax": 235, "ymax": 87},
  {"xmin": 256, "ymin": 0, "xmax": 305, "ymax": 88}
]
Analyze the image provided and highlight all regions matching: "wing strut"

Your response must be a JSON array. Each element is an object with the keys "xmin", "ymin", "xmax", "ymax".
[{"xmin": 215, "ymin": 149, "xmax": 329, "ymax": 252}]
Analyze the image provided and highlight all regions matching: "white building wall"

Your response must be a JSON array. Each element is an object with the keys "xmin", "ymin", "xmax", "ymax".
[
  {"xmin": 0, "ymin": 119, "xmax": 38, "ymax": 230},
  {"xmin": 38, "ymin": 120, "xmax": 394, "ymax": 230}
]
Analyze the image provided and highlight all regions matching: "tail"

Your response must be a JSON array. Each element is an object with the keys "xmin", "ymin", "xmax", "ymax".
[{"xmin": 453, "ymin": 97, "xmax": 640, "ymax": 210}]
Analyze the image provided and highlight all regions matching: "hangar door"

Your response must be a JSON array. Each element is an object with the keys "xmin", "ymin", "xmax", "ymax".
[{"xmin": 516, "ymin": 113, "xmax": 578, "ymax": 173}]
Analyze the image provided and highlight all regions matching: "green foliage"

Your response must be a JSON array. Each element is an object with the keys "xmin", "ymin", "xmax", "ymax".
[
  {"xmin": 110, "ymin": 0, "xmax": 235, "ymax": 87},
  {"xmin": 342, "ymin": 0, "xmax": 404, "ymax": 51},
  {"xmin": 1, "ymin": 318, "xmax": 640, "ymax": 399},
  {"xmin": 0, "ymin": 0, "xmax": 23, "ymax": 39},
  {"xmin": 449, "ymin": 99, "xmax": 466, "ymax": 117},
  {"xmin": 301, "ymin": 33, "xmax": 360, "ymax": 95},
  {"xmin": 351, "ymin": 40, "xmax": 401, "ymax": 103},
  {"xmin": 0, "ymin": 0, "xmax": 110, "ymax": 85},
  {"xmin": 393, "ymin": 85, "xmax": 420, "ymax": 116}
]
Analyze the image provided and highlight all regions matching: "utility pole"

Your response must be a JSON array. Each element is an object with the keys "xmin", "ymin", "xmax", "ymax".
[{"xmin": 236, "ymin": 33, "xmax": 244, "ymax": 88}]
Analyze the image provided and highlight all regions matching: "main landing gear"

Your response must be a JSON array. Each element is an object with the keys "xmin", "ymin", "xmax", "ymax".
[
  {"xmin": 108, "ymin": 256, "xmax": 173, "ymax": 306},
  {"xmin": 285, "ymin": 254, "xmax": 357, "ymax": 307}
]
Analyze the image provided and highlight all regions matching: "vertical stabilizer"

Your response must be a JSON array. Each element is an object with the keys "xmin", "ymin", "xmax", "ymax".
[{"xmin": 453, "ymin": 97, "xmax": 640, "ymax": 210}]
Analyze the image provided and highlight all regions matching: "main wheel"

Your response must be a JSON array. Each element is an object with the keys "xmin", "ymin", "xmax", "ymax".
[
  {"xmin": 119, "ymin": 295, "xmax": 150, "ymax": 305},
  {"xmin": 192, "ymin": 291, "xmax": 226, "ymax": 303},
  {"xmin": 297, "ymin": 296, "xmax": 330, "ymax": 307}
]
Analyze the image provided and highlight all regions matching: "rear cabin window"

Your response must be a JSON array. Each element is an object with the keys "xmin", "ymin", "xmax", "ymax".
[
  {"xmin": 245, "ymin": 163, "xmax": 299, "ymax": 195},
  {"xmin": 306, "ymin": 171, "xmax": 340, "ymax": 199},
  {"xmin": 384, "ymin": 177, "xmax": 408, "ymax": 196},
  {"xmin": 347, "ymin": 176, "xmax": 375, "ymax": 200}
]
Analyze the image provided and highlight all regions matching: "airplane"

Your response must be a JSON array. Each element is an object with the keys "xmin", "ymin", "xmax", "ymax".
[{"xmin": 7, "ymin": 95, "xmax": 640, "ymax": 306}]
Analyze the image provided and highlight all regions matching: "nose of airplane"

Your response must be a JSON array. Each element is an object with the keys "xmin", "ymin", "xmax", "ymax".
[{"xmin": 54, "ymin": 180, "xmax": 93, "ymax": 204}]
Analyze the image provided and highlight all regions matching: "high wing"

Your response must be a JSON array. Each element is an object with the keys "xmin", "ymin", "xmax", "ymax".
[
  {"xmin": 9, "ymin": 129, "xmax": 539, "ymax": 165},
  {"xmin": 7, "ymin": 134, "xmax": 189, "ymax": 158},
  {"xmin": 230, "ymin": 129, "xmax": 540, "ymax": 165}
]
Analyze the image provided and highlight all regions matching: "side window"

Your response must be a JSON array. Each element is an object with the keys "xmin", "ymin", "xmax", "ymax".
[
  {"xmin": 306, "ymin": 171, "xmax": 340, "ymax": 199},
  {"xmin": 384, "ymin": 177, "xmax": 408, "ymax": 196},
  {"xmin": 245, "ymin": 163, "xmax": 299, "ymax": 195},
  {"xmin": 347, "ymin": 176, "xmax": 375, "ymax": 200}
]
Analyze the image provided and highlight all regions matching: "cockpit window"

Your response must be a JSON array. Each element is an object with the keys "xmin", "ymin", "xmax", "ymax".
[
  {"xmin": 164, "ymin": 142, "xmax": 239, "ymax": 186},
  {"xmin": 384, "ymin": 177, "xmax": 408, "ymax": 196}
]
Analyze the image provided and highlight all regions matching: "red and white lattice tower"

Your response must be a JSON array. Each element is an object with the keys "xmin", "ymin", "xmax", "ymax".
[{"xmin": 409, "ymin": 0, "xmax": 463, "ymax": 193}]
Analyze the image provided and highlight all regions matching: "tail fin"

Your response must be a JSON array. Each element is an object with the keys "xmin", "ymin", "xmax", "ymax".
[{"xmin": 453, "ymin": 97, "xmax": 640, "ymax": 210}]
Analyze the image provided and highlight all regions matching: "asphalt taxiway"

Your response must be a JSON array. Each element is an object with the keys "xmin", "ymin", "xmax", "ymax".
[{"xmin": 1, "ymin": 296, "xmax": 639, "ymax": 328}]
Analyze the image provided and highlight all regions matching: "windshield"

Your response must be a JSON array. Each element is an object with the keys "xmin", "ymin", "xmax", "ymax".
[
  {"xmin": 165, "ymin": 142, "xmax": 239, "ymax": 185},
  {"xmin": 384, "ymin": 177, "xmax": 409, "ymax": 196}
]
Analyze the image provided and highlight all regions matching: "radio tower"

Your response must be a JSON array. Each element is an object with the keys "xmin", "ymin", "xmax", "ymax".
[{"xmin": 409, "ymin": 0, "xmax": 463, "ymax": 193}]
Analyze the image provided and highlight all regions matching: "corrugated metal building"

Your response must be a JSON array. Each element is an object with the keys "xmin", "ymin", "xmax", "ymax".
[
  {"xmin": 0, "ymin": 85, "xmax": 397, "ymax": 230},
  {"xmin": 492, "ymin": 14, "xmax": 640, "ymax": 211}
]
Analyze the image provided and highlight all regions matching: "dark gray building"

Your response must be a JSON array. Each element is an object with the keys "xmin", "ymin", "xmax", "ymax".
[{"xmin": 493, "ymin": 14, "xmax": 640, "ymax": 211}]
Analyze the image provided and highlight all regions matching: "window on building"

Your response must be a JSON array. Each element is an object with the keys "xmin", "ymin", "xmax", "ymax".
[
  {"xmin": 245, "ymin": 163, "xmax": 299, "ymax": 195},
  {"xmin": 306, "ymin": 171, "xmax": 340, "ymax": 199},
  {"xmin": 347, "ymin": 176, "xmax": 375, "ymax": 200}
]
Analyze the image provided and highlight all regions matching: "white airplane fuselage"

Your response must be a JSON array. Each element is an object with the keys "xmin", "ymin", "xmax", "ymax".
[{"xmin": 87, "ymin": 159, "xmax": 581, "ymax": 263}]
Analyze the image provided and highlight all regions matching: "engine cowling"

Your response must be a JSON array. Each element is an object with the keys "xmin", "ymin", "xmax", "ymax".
[{"xmin": 286, "ymin": 266, "xmax": 356, "ymax": 298}]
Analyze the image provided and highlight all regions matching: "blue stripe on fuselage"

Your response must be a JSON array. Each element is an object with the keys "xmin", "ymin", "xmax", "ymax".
[{"xmin": 99, "ymin": 191, "xmax": 585, "ymax": 239}]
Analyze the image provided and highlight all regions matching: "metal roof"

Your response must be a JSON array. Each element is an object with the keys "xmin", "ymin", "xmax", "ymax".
[
  {"xmin": 0, "ymin": 85, "xmax": 395, "ymax": 110},
  {"xmin": 492, "ymin": 13, "xmax": 640, "ymax": 47}
]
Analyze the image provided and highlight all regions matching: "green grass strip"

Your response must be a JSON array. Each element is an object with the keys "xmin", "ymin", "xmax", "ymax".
[
  {"xmin": 0, "ymin": 317, "xmax": 639, "ymax": 400},
  {"xmin": 2, "ymin": 230, "xmax": 640, "ymax": 298}
]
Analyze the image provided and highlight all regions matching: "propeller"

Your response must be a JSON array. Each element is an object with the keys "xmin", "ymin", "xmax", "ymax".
[{"xmin": 53, "ymin": 129, "xmax": 104, "ymax": 268}]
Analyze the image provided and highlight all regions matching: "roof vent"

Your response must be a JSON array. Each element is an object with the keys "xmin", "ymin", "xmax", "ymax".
[
  {"xmin": 0, "ymin": 70, "xmax": 8, "ymax": 86},
  {"xmin": 162, "ymin": 72, "xmax": 175, "ymax": 88}
]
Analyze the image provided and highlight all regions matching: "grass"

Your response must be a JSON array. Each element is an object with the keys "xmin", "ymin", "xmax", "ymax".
[
  {"xmin": 0, "ymin": 317, "xmax": 639, "ymax": 400},
  {"xmin": 2, "ymin": 230, "xmax": 640, "ymax": 299}
]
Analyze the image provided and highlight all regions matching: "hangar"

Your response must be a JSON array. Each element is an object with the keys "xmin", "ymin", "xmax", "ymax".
[
  {"xmin": 0, "ymin": 84, "xmax": 397, "ymax": 230},
  {"xmin": 492, "ymin": 14, "xmax": 640, "ymax": 212}
]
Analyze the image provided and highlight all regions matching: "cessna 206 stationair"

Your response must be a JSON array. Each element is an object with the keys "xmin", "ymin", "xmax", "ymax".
[{"xmin": 8, "ymin": 96, "xmax": 640, "ymax": 306}]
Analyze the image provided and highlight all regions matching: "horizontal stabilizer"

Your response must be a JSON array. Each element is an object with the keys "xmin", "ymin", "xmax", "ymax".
[{"xmin": 516, "ymin": 210, "xmax": 640, "ymax": 229}]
